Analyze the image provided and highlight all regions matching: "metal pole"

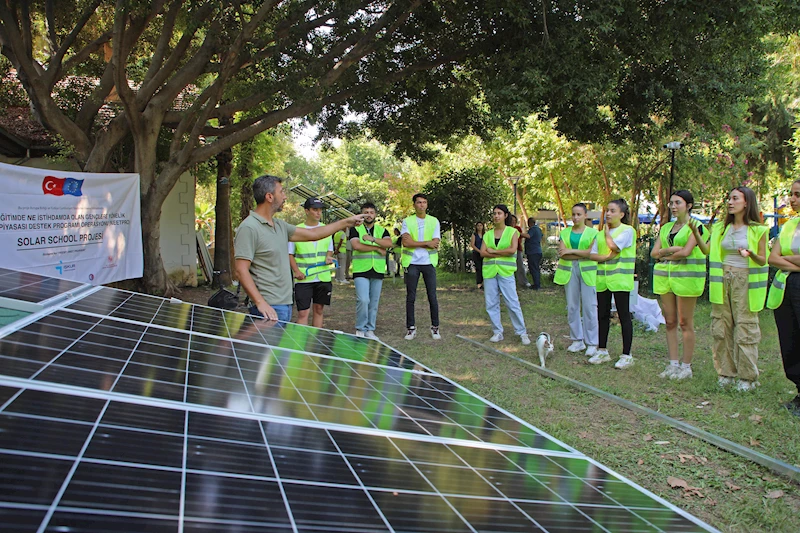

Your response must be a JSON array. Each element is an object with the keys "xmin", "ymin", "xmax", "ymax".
[
  {"xmin": 669, "ymin": 149, "xmax": 675, "ymax": 196},
  {"xmin": 513, "ymin": 182, "xmax": 518, "ymax": 216}
]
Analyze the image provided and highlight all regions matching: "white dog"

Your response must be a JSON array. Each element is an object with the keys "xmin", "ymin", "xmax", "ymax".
[{"xmin": 536, "ymin": 332, "xmax": 553, "ymax": 368}]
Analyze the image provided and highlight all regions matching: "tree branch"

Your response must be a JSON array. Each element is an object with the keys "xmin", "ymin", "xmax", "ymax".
[
  {"xmin": 143, "ymin": 0, "xmax": 183, "ymax": 85},
  {"xmin": 45, "ymin": 0, "xmax": 58, "ymax": 55},
  {"xmin": 45, "ymin": 0, "xmax": 105, "ymax": 88},
  {"xmin": 61, "ymin": 31, "xmax": 113, "ymax": 73}
]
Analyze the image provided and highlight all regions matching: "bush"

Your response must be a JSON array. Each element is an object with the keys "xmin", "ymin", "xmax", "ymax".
[{"xmin": 438, "ymin": 238, "xmax": 471, "ymax": 273}]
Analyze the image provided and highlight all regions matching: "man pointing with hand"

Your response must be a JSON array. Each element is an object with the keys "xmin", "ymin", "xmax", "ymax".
[{"xmin": 235, "ymin": 175, "xmax": 365, "ymax": 322}]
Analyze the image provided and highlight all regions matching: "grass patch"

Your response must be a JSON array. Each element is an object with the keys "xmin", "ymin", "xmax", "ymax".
[{"xmin": 317, "ymin": 273, "xmax": 800, "ymax": 532}]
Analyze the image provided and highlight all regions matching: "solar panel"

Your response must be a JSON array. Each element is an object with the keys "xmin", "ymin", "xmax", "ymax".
[
  {"xmin": 318, "ymin": 192, "xmax": 352, "ymax": 210},
  {"xmin": 288, "ymin": 184, "xmax": 320, "ymax": 201},
  {"xmin": 0, "ymin": 269, "xmax": 717, "ymax": 532},
  {"xmin": 0, "ymin": 266, "xmax": 87, "ymax": 305}
]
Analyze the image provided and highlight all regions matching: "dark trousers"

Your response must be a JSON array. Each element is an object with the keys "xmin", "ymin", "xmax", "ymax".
[
  {"xmin": 527, "ymin": 253, "xmax": 542, "ymax": 289},
  {"xmin": 405, "ymin": 263, "xmax": 439, "ymax": 328},
  {"xmin": 597, "ymin": 290, "xmax": 633, "ymax": 354},
  {"xmin": 773, "ymin": 272, "xmax": 800, "ymax": 391},
  {"xmin": 472, "ymin": 251, "xmax": 483, "ymax": 286}
]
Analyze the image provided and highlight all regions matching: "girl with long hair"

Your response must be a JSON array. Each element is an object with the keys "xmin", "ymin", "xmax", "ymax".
[
  {"xmin": 588, "ymin": 199, "xmax": 637, "ymax": 369},
  {"xmin": 470, "ymin": 221, "xmax": 486, "ymax": 289},
  {"xmin": 767, "ymin": 179, "xmax": 800, "ymax": 415},
  {"xmin": 556, "ymin": 203, "xmax": 600, "ymax": 356},
  {"xmin": 651, "ymin": 190, "xmax": 709, "ymax": 380},
  {"xmin": 480, "ymin": 205, "xmax": 531, "ymax": 346},
  {"xmin": 708, "ymin": 187, "xmax": 768, "ymax": 391}
]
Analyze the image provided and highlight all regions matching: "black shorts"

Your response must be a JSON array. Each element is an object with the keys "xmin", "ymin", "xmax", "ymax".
[{"xmin": 294, "ymin": 281, "xmax": 332, "ymax": 311}]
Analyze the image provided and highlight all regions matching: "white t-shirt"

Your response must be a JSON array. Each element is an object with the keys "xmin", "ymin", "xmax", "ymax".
[
  {"xmin": 401, "ymin": 216, "xmax": 441, "ymax": 265},
  {"xmin": 287, "ymin": 223, "xmax": 335, "ymax": 254},
  {"xmin": 611, "ymin": 226, "xmax": 634, "ymax": 251}
]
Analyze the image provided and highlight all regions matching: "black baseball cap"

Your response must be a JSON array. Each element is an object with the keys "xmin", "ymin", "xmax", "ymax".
[{"xmin": 303, "ymin": 198, "xmax": 325, "ymax": 209}]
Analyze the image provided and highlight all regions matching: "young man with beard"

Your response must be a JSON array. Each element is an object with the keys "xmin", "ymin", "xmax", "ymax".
[{"xmin": 350, "ymin": 202, "xmax": 393, "ymax": 339}]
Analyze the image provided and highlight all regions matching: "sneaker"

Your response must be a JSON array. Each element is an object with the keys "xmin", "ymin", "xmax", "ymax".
[
  {"xmin": 614, "ymin": 354, "xmax": 635, "ymax": 369},
  {"xmin": 717, "ymin": 376, "xmax": 735, "ymax": 388},
  {"xmin": 520, "ymin": 333, "xmax": 531, "ymax": 346},
  {"xmin": 588, "ymin": 350, "xmax": 611, "ymax": 365},
  {"xmin": 404, "ymin": 327, "xmax": 417, "ymax": 340},
  {"xmin": 430, "ymin": 326, "xmax": 441, "ymax": 340},
  {"xmin": 365, "ymin": 331, "xmax": 380, "ymax": 340},
  {"xmin": 670, "ymin": 366, "xmax": 693, "ymax": 380},
  {"xmin": 355, "ymin": 330, "xmax": 366, "ymax": 338},
  {"xmin": 567, "ymin": 340, "xmax": 586, "ymax": 353},
  {"xmin": 489, "ymin": 332, "xmax": 504, "ymax": 343},
  {"xmin": 783, "ymin": 395, "xmax": 800, "ymax": 417},
  {"xmin": 736, "ymin": 379, "xmax": 759, "ymax": 392},
  {"xmin": 659, "ymin": 364, "xmax": 679, "ymax": 379},
  {"xmin": 584, "ymin": 345, "xmax": 597, "ymax": 357}
]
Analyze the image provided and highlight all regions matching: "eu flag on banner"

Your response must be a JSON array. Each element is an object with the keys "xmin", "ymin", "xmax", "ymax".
[{"xmin": 42, "ymin": 176, "xmax": 83, "ymax": 196}]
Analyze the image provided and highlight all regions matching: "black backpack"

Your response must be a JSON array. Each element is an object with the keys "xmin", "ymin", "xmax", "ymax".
[{"xmin": 207, "ymin": 271, "xmax": 240, "ymax": 311}]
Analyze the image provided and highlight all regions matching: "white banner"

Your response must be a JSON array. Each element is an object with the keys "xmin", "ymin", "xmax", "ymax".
[{"xmin": 0, "ymin": 161, "xmax": 143, "ymax": 285}]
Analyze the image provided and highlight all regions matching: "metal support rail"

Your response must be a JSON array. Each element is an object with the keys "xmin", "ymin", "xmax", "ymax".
[{"xmin": 456, "ymin": 335, "xmax": 800, "ymax": 484}]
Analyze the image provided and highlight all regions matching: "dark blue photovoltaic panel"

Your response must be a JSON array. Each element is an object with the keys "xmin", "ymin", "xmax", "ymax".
[{"xmin": 0, "ymin": 267, "xmax": 84, "ymax": 303}]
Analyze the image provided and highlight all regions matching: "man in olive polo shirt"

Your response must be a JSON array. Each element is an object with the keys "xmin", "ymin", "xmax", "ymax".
[{"xmin": 234, "ymin": 175, "xmax": 365, "ymax": 322}]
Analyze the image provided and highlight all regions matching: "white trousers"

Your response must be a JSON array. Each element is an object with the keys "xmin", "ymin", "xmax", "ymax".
[{"xmin": 566, "ymin": 267, "xmax": 598, "ymax": 346}]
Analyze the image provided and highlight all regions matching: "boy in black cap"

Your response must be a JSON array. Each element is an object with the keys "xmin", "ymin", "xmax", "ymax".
[{"xmin": 288, "ymin": 198, "xmax": 335, "ymax": 327}]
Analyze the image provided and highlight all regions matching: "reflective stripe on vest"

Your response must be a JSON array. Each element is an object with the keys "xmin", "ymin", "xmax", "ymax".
[
  {"xmin": 653, "ymin": 221, "xmax": 707, "ymax": 297},
  {"xmin": 293, "ymin": 223, "xmax": 333, "ymax": 283},
  {"xmin": 352, "ymin": 224, "xmax": 387, "ymax": 274},
  {"xmin": 554, "ymin": 226, "xmax": 598, "ymax": 287},
  {"xmin": 767, "ymin": 218, "xmax": 800, "ymax": 309},
  {"xmin": 482, "ymin": 226, "xmax": 517, "ymax": 279},
  {"xmin": 401, "ymin": 215, "xmax": 439, "ymax": 268},
  {"xmin": 596, "ymin": 224, "xmax": 635, "ymax": 292},
  {"xmin": 708, "ymin": 222, "xmax": 768, "ymax": 312}
]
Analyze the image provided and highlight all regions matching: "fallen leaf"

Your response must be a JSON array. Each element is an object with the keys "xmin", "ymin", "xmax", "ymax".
[
  {"xmin": 654, "ymin": 440, "xmax": 670, "ymax": 445},
  {"xmin": 748, "ymin": 414, "xmax": 763, "ymax": 424},
  {"xmin": 637, "ymin": 459, "xmax": 644, "ymax": 465},
  {"xmin": 725, "ymin": 481, "xmax": 741, "ymax": 491},
  {"xmin": 749, "ymin": 437, "xmax": 761, "ymax": 447},
  {"xmin": 678, "ymin": 454, "xmax": 693, "ymax": 463},
  {"xmin": 765, "ymin": 490, "xmax": 784, "ymax": 499},
  {"xmin": 643, "ymin": 434, "xmax": 653, "ymax": 441},
  {"xmin": 695, "ymin": 404, "xmax": 705, "ymax": 409},
  {"xmin": 730, "ymin": 412, "xmax": 740, "ymax": 419},
  {"xmin": 667, "ymin": 476, "xmax": 688, "ymax": 489},
  {"xmin": 701, "ymin": 401, "xmax": 711, "ymax": 406},
  {"xmin": 706, "ymin": 498, "xmax": 717, "ymax": 506},
  {"xmin": 754, "ymin": 407, "xmax": 763, "ymax": 412}
]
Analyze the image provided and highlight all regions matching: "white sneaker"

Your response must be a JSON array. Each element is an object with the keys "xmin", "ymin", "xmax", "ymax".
[
  {"xmin": 365, "ymin": 331, "xmax": 380, "ymax": 340},
  {"xmin": 659, "ymin": 364, "xmax": 679, "ymax": 379},
  {"xmin": 614, "ymin": 355, "xmax": 635, "ymax": 369},
  {"xmin": 520, "ymin": 334, "xmax": 531, "ymax": 346},
  {"xmin": 489, "ymin": 332, "xmax": 504, "ymax": 342},
  {"xmin": 355, "ymin": 330, "xmax": 366, "ymax": 338},
  {"xmin": 430, "ymin": 326, "xmax": 441, "ymax": 340},
  {"xmin": 588, "ymin": 350, "xmax": 611, "ymax": 364},
  {"xmin": 584, "ymin": 345, "xmax": 597, "ymax": 357},
  {"xmin": 736, "ymin": 379, "xmax": 759, "ymax": 392},
  {"xmin": 567, "ymin": 340, "xmax": 586, "ymax": 353},
  {"xmin": 404, "ymin": 327, "xmax": 417, "ymax": 340},
  {"xmin": 717, "ymin": 376, "xmax": 735, "ymax": 388},
  {"xmin": 671, "ymin": 366, "xmax": 693, "ymax": 380}
]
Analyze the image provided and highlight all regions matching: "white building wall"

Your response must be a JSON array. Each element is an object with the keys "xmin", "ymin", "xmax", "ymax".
[{"xmin": 160, "ymin": 171, "xmax": 197, "ymax": 287}]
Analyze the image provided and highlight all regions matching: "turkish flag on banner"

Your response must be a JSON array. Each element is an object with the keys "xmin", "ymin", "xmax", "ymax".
[{"xmin": 42, "ymin": 176, "xmax": 65, "ymax": 196}]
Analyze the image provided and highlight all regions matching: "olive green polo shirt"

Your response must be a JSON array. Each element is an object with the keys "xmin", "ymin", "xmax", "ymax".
[{"xmin": 234, "ymin": 210, "xmax": 296, "ymax": 306}]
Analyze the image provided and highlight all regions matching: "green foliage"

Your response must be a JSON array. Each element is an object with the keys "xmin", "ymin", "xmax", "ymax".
[{"xmin": 422, "ymin": 167, "xmax": 506, "ymax": 244}]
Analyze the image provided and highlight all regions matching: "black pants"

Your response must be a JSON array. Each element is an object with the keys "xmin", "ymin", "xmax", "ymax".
[
  {"xmin": 472, "ymin": 251, "xmax": 483, "ymax": 286},
  {"xmin": 773, "ymin": 272, "xmax": 800, "ymax": 391},
  {"xmin": 527, "ymin": 253, "xmax": 542, "ymax": 289},
  {"xmin": 597, "ymin": 290, "xmax": 633, "ymax": 354},
  {"xmin": 406, "ymin": 264, "xmax": 439, "ymax": 328}
]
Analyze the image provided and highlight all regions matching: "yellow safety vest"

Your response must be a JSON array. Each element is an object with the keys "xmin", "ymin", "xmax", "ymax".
[
  {"xmin": 352, "ymin": 224, "xmax": 387, "ymax": 274},
  {"xmin": 554, "ymin": 227, "xmax": 598, "ymax": 287},
  {"xmin": 292, "ymin": 223, "xmax": 333, "ymax": 283},
  {"xmin": 653, "ymin": 221, "xmax": 708, "ymax": 297},
  {"xmin": 482, "ymin": 226, "xmax": 518, "ymax": 279},
  {"xmin": 401, "ymin": 215, "xmax": 439, "ymax": 268},
  {"xmin": 767, "ymin": 217, "xmax": 800, "ymax": 309},
  {"xmin": 333, "ymin": 230, "xmax": 347, "ymax": 254},
  {"xmin": 708, "ymin": 222, "xmax": 769, "ymax": 312},
  {"xmin": 596, "ymin": 224, "xmax": 636, "ymax": 292}
]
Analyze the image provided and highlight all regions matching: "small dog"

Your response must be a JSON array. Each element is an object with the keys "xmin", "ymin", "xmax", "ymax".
[{"xmin": 536, "ymin": 332, "xmax": 553, "ymax": 368}]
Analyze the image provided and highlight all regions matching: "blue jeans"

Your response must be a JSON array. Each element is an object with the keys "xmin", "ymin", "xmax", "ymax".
[
  {"xmin": 484, "ymin": 274, "xmax": 527, "ymax": 335},
  {"xmin": 249, "ymin": 304, "xmax": 292, "ymax": 323},
  {"xmin": 355, "ymin": 277, "xmax": 383, "ymax": 332}
]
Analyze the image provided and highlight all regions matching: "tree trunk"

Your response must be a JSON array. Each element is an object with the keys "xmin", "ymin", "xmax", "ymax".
[
  {"xmin": 140, "ymin": 192, "xmax": 173, "ymax": 296},
  {"xmin": 548, "ymin": 171, "xmax": 567, "ymax": 223},
  {"xmin": 213, "ymin": 117, "xmax": 234, "ymax": 287}
]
